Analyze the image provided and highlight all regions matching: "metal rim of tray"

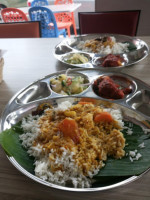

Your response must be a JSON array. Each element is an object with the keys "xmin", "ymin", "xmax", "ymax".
[
  {"xmin": 54, "ymin": 34, "xmax": 149, "ymax": 69},
  {"xmin": 1, "ymin": 68, "xmax": 150, "ymax": 192}
]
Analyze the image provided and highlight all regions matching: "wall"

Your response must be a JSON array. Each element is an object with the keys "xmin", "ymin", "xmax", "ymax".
[
  {"xmin": 74, "ymin": 0, "xmax": 95, "ymax": 28},
  {"xmin": 95, "ymin": 0, "xmax": 150, "ymax": 36}
]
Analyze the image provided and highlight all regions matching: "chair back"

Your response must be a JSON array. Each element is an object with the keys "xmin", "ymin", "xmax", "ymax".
[
  {"xmin": 31, "ymin": 0, "xmax": 49, "ymax": 7},
  {"xmin": 29, "ymin": 6, "xmax": 60, "ymax": 37},
  {"xmin": 0, "ymin": 4, "xmax": 7, "ymax": 9},
  {"xmin": 54, "ymin": 0, "xmax": 73, "ymax": 4},
  {"xmin": 0, "ymin": 21, "xmax": 41, "ymax": 38},
  {"xmin": 79, "ymin": 10, "xmax": 140, "ymax": 36},
  {"xmin": 1, "ymin": 8, "xmax": 28, "ymax": 22},
  {"xmin": 0, "ymin": 4, "xmax": 7, "ymax": 21},
  {"xmin": 54, "ymin": 0, "xmax": 77, "ymax": 36}
]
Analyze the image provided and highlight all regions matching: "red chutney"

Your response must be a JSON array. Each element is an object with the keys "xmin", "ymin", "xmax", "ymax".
[
  {"xmin": 93, "ymin": 76, "xmax": 132, "ymax": 99},
  {"xmin": 101, "ymin": 54, "xmax": 125, "ymax": 67}
]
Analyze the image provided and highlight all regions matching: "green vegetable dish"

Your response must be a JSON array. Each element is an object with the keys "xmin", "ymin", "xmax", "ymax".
[
  {"xmin": 65, "ymin": 53, "xmax": 89, "ymax": 64},
  {"xmin": 50, "ymin": 74, "xmax": 88, "ymax": 95}
]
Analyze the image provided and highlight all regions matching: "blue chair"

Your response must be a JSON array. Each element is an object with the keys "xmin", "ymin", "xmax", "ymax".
[
  {"xmin": 31, "ymin": 0, "xmax": 49, "ymax": 7},
  {"xmin": 29, "ymin": 7, "xmax": 66, "ymax": 38}
]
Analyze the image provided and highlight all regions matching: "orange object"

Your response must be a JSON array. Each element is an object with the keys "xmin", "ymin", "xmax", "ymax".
[
  {"xmin": 54, "ymin": 0, "xmax": 77, "ymax": 37},
  {"xmin": 79, "ymin": 98, "xmax": 96, "ymax": 104},
  {"xmin": 55, "ymin": 0, "xmax": 73, "ymax": 3},
  {"xmin": 94, "ymin": 112, "xmax": 113, "ymax": 123},
  {"xmin": 1, "ymin": 8, "xmax": 28, "ymax": 22},
  {"xmin": 59, "ymin": 118, "xmax": 80, "ymax": 144},
  {"xmin": 78, "ymin": 102, "xmax": 93, "ymax": 105}
]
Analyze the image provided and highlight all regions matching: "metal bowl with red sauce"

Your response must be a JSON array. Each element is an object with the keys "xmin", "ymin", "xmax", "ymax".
[
  {"xmin": 92, "ymin": 54, "xmax": 128, "ymax": 70},
  {"xmin": 93, "ymin": 75, "xmax": 135, "ymax": 100},
  {"xmin": 100, "ymin": 54, "xmax": 126, "ymax": 67}
]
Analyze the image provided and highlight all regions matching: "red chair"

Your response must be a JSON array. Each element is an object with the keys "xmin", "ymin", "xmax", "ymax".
[
  {"xmin": 0, "ymin": 21, "xmax": 41, "ymax": 38},
  {"xmin": 54, "ymin": 0, "xmax": 73, "ymax": 3},
  {"xmin": 54, "ymin": 0, "xmax": 77, "ymax": 37},
  {"xmin": 79, "ymin": 10, "xmax": 141, "ymax": 36},
  {"xmin": 1, "ymin": 8, "xmax": 28, "ymax": 22}
]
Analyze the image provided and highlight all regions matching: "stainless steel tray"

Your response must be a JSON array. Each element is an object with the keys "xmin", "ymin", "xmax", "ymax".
[
  {"xmin": 54, "ymin": 34, "xmax": 149, "ymax": 70},
  {"xmin": 1, "ymin": 68, "xmax": 150, "ymax": 192}
]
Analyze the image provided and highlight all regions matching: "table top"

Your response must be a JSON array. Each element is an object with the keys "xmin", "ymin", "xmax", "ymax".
[
  {"xmin": 19, "ymin": 3, "xmax": 81, "ymax": 14},
  {"xmin": 0, "ymin": 36, "xmax": 150, "ymax": 200}
]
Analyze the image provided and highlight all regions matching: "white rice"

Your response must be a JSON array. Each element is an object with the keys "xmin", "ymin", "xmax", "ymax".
[
  {"xmin": 76, "ymin": 36, "xmax": 129, "ymax": 55},
  {"xmin": 104, "ymin": 108, "xmax": 124, "ymax": 128},
  {"xmin": 19, "ymin": 101, "xmax": 123, "ymax": 188},
  {"xmin": 33, "ymin": 147, "xmax": 96, "ymax": 188},
  {"xmin": 20, "ymin": 115, "xmax": 40, "ymax": 148},
  {"xmin": 142, "ymin": 128, "xmax": 150, "ymax": 134},
  {"xmin": 129, "ymin": 149, "xmax": 142, "ymax": 162},
  {"xmin": 54, "ymin": 100, "xmax": 72, "ymax": 111},
  {"xmin": 126, "ymin": 128, "xmax": 133, "ymax": 135},
  {"xmin": 138, "ymin": 142, "xmax": 145, "ymax": 149}
]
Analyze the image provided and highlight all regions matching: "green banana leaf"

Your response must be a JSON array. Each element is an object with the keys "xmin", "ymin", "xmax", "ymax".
[
  {"xmin": 96, "ymin": 121, "xmax": 150, "ymax": 177},
  {"xmin": 0, "ymin": 122, "xmax": 35, "ymax": 174},
  {"xmin": 124, "ymin": 41, "xmax": 137, "ymax": 51},
  {"xmin": 0, "ymin": 121, "xmax": 150, "ymax": 181}
]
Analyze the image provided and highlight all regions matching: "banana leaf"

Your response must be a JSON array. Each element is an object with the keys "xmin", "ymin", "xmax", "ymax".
[
  {"xmin": 0, "ymin": 123, "xmax": 35, "ymax": 174},
  {"xmin": 0, "ymin": 121, "xmax": 150, "ymax": 179},
  {"xmin": 95, "ymin": 121, "xmax": 150, "ymax": 177},
  {"xmin": 124, "ymin": 41, "xmax": 137, "ymax": 51}
]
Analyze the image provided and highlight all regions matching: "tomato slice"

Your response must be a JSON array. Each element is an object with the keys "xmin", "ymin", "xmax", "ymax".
[
  {"xmin": 94, "ymin": 112, "xmax": 113, "ymax": 123},
  {"xmin": 66, "ymin": 78, "xmax": 72, "ymax": 86},
  {"xmin": 59, "ymin": 118, "xmax": 80, "ymax": 144}
]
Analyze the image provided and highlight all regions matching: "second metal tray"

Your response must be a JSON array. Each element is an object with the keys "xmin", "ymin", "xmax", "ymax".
[{"xmin": 54, "ymin": 34, "xmax": 149, "ymax": 70}]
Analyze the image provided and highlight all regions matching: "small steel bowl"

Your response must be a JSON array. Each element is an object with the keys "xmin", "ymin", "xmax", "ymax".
[
  {"xmin": 61, "ymin": 52, "xmax": 93, "ymax": 68},
  {"xmin": 49, "ymin": 71, "xmax": 90, "ymax": 96},
  {"xmin": 92, "ymin": 53, "xmax": 129, "ymax": 71}
]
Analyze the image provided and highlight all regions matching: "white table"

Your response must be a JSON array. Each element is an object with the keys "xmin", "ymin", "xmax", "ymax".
[
  {"xmin": 18, "ymin": 3, "xmax": 81, "ymax": 14},
  {"xmin": 0, "ymin": 36, "xmax": 150, "ymax": 200}
]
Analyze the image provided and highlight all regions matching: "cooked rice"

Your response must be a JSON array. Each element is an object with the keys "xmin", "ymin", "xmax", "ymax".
[
  {"xmin": 138, "ymin": 142, "xmax": 145, "ymax": 149},
  {"xmin": 76, "ymin": 36, "xmax": 129, "ymax": 54},
  {"xmin": 20, "ymin": 101, "xmax": 126, "ymax": 188},
  {"xmin": 129, "ymin": 150, "xmax": 142, "ymax": 162}
]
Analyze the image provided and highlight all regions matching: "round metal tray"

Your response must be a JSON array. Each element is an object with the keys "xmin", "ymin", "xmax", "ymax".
[
  {"xmin": 1, "ymin": 68, "xmax": 150, "ymax": 192},
  {"xmin": 54, "ymin": 34, "xmax": 149, "ymax": 70}
]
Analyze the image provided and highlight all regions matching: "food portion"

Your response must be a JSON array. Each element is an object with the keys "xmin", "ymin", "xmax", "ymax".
[
  {"xmin": 76, "ymin": 36, "xmax": 130, "ymax": 54},
  {"xmin": 64, "ymin": 53, "xmax": 89, "ymax": 64},
  {"xmin": 93, "ymin": 76, "xmax": 132, "ymax": 99},
  {"xmin": 20, "ymin": 100, "xmax": 125, "ymax": 188},
  {"xmin": 98, "ymin": 54, "xmax": 126, "ymax": 67},
  {"xmin": 50, "ymin": 74, "xmax": 88, "ymax": 95},
  {"xmin": 1, "ymin": 98, "xmax": 150, "ymax": 189}
]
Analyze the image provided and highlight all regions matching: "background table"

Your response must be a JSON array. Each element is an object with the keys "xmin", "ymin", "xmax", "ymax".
[
  {"xmin": 0, "ymin": 36, "xmax": 150, "ymax": 200},
  {"xmin": 19, "ymin": 3, "xmax": 81, "ymax": 14}
]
